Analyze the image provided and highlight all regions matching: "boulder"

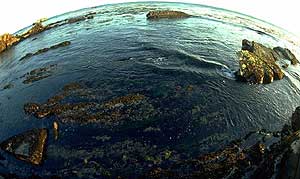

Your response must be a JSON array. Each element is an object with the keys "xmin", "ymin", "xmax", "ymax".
[
  {"xmin": 146, "ymin": 10, "xmax": 191, "ymax": 20},
  {"xmin": 236, "ymin": 39, "xmax": 285, "ymax": 84},
  {"xmin": 0, "ymin": 33, "xmax": 20, "ymax": 53},
  {"xmin": 0, "ymin": 128, "xmax": 48, "ymax": 165}
]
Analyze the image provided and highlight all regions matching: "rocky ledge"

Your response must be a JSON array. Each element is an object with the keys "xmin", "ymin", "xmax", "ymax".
[
  {"xmin": 235, "ymin": 39, "xmax": 299, "ymax": 84},
  {"xmin": 0, "ymin": 34, "xmax": 20, "ymax": 53},
  {"xmin": 146, "ymin": 10, "xmax": 191, "ymax": 20}
]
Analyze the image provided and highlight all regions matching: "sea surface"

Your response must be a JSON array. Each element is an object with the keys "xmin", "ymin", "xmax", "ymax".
[{"xmin": 0, "ymin": 2, "xmax": 300, "ymax": 178}]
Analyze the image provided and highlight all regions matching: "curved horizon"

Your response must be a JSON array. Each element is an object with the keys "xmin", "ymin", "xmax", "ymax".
[{"xmin": 1, "ymin": 0, "xmax": 300, "ymax": 38}]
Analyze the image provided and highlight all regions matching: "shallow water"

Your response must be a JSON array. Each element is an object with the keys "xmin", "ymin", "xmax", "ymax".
[{"xmin": 1, "ymin": 2, "xmax": 300, "ymax": 178}]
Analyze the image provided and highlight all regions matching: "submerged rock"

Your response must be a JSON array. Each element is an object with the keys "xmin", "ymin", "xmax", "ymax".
[
  {"xmin": 236, "ymin": 39, "xmax": 285, "ymax": 84},
  {"xmin": 2, "ymin": 84, "xmax": 14, "ymax": 90},
  {"xmin": 24, "ymin": 82, "xmax": 155, "ymax": 125},
  {"xmin": 0, "ymin": 129, "xmax": 48, "ymax": 165},
  {"xmin": 273, "ymin": 46, "xmax": 299, "ymax": 65},
  {"xmin": 144, "ymin": 122, "xmax": 300, "ymax": 179},
  {"xmin": 19, "ymin": 41, "xmax": 71, "ymax": 61},
  {"xmin": 146, "ymin": 10, "xmax": 191, "ymax": 20},
  {"xmin": 21, "ymin": 64, "xmax": 57, "ymax": 84}
]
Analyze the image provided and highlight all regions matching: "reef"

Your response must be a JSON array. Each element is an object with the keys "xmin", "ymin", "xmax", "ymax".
[
  {"xmin": 19, "ymin": 41, "xmax": 71, "ymax": 61},
  {"xmin": 146, "ymin": 10, "xmax": 191, "ymax": 20},
  {"xmin": 236, "ymin": 39, "xmax": 298, "ymax": 84},
  {"xmin": 8, "ymin": 105, "xmax": 300, "ymax": 178},
  {"xmin": 144, "ymin": 124, "xmax": 300, "ymax": 178},
  {"xmin": 24, "ymin": 82, "xmax": 155, "ymax": 125},
  {"xmin": 21, "ymin": 64, "xmax": 57, "ymax": 84},
  {"xmin": 0, "ymin": 128, "xmax": 48, "ymax": 165}
]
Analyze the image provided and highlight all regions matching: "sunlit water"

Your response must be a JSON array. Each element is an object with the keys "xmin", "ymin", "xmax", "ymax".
[{"xmin": 1, "ymin": 2, "xmax": 300, "ymax": 178}]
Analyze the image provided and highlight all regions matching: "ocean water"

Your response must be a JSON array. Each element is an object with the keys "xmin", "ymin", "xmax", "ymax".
[{"xmin": 0, "ymin": 2, "xmax": 300, "ymax": 178}]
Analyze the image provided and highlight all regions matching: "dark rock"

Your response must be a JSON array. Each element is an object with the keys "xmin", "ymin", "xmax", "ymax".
[
  {"xmin": 273, "ymin": 46, "xmax": 299, "ymax": 65},
  {"xmin": 282, "ymin": 63, "xmax": 289, "ymax": 69},
  {"xmin": 292, "ymin": 106, "xmax": 300, "ymax": 132},
  {"xmin": 67, "ymin": 13, "xmax": 95, "ymax": 24},
  {"xmin": 21, "ymin": 64, "xmax": 57, "ymax": 84},
  {"xmin": 20, "ymin": 41, "xmax": 71, "ymax": 61},
  {"xmin": 68, "ymin": 16, "xmax": 86, "ymax": 24},
  {"xmin": 24, "ymin": 82, "xmax": 155, "ymax": 125},
  {"xmin": 236, "ymin": 39, "xmax": 285, "ymax": 84},
  {"xmin": 146, "ymin": 10, "xmax": 191, "ymax": 20},
  {"xmin": 279, "ymin": 138, "xmax": 300, "ymax": 179},
  {"xmin": 2, "ymin": 84, "xmax": 14, "ymax": 90},
  {"xmin": 0, "ymin": 128, "xmax": 48, "ymax": 165}
]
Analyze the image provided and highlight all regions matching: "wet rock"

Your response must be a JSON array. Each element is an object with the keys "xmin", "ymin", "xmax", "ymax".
[
  {"xmin": 53, "ymin": 121, "xmax": 59, "ymax": 140},
  {"xmin": 24, "ymin": 103, "xmax": 40, "ymax": 114},
  {"xmin": 0, "ymin": 33, "xmax": 20, "ymax": 53},
  {"xmin": 236, "ymin": 39, "xmax": 285, "ymax": 84},
  {"xmin": 24, "ymin": 82, "xmax": 155, "ymax": 125},
  {"xmin": 292, "ymin": 106, "xmax": 300, "ymax": 132},
  {"xmin": 68, "ymin": 16, "xmax": 86, "ymax": 24},
  {"xmin": 0, "ymin": 11, "xmax": 94, "ymax": 55},
  {"xmin": 0, "ymin": 128, "xmax": 48, "ymax": 165},
  {"xmin": 279, "ymin": 138, "xmax": 300, "ymax": 179},
  {"xmin": 2, "ymin": 84, "xmax": 14, "ymax": 90},
  {"xmin": 21, "ymin": 64, "xmax": 57, "ymax": 84},
  {"xmin": 21, "ymin": 22, "xmax": 46, "ymax": 39},
  {"xmin": 67, "ymin": 13, "xmax": 95, "ymax": 24},
  {"xmin": 273, "ymin": 46, "xmax": 299, "ymax": 65},
  {"xmin": 144, "ymin": 117, "xmax": 300, "ymax": 179},
  {"xmin": 282, "ymin": 63, "xmax": 289, "ymax": 69},
  {"xmin": 146, "ymin": 10, "xmax": 191, "ymax": 20},
  {"xmin": 20, "ymin": 41, "xmax": 71, "ymax": 61}
]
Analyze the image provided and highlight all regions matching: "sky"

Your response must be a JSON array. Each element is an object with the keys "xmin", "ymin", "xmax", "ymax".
[{"xmin": 1, "ymin": 0, "xmax": 299, "ymax": 38}]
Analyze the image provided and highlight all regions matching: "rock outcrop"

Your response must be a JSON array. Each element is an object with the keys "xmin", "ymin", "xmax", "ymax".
[
  {"xmin": 0, "ymin": 128, "xmax": 48, "ymax": 165},
  {"xmin": 21, "ymin": 22, "xmax": 46, "ymax": 39},
  {"xmin": 19, "ymin": 41, "xmax": 71, "ymax": 61},
  {"xmin": 236, "ymin": 39, "xmax": 298, "ymax": 84},
  {"xmin": 0, "ymin": 33, "xmax": 20, "ymax": 53},
  {"xmin": 146, "ymin": 10, "xmax": 191, "ymax": 20},
  {"xmin": 0, "ymin": 11, "xmax": 95, "ymax": 55}
]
